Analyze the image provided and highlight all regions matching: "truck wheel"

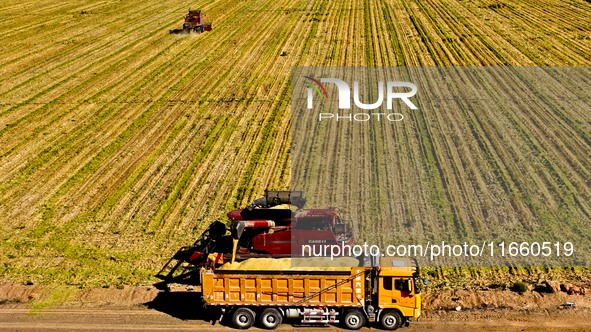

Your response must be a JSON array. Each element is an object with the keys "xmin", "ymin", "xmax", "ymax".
[
  {"xmin": 231, "ymin": 307, "xmax": 255, "ymax": 329},
  {"xmin": 380, "ymin": 310, "xmax": 403, "ymax": 330},
  {"xmin": 259, "ymin": 308, "xmax": 282, "ymax": 329},
  {"xmin": 343, "ymin": 309, "xmax": 365, "ymax": 330}
]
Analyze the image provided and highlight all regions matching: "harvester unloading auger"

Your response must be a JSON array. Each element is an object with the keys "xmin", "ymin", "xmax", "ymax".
[
  {"xmin": 155, "ymin": 190, "xmax": 354, "ymax": 290},
  {"xmin": 154, "ymin": 220, "xmax": 232, "ymax": 289}
]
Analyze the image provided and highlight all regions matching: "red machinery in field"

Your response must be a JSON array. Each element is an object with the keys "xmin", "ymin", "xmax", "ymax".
[
  {"xmin": 155, "ymin": 191, "xmax": 355, "ymax": 288},
  {"xmin": 229, "ymin": 207, "xmax": 354, "ymax": 258},
  {"xmin": 170, "ymin": 9, "xmax": 212, "ymax": 34}
]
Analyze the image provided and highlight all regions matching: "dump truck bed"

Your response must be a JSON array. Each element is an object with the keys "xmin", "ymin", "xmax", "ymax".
[{"xmin": 201, "ymin": 268, "xmax": 366, "ymax": 307}]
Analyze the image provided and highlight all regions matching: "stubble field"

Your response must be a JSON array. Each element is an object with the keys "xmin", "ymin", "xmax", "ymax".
[{"xmin": 0, "ymin": 0, "xmax": 589, "ymax": 286}]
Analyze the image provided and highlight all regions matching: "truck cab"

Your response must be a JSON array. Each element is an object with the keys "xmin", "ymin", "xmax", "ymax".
[{"xmin": 374, "ymin": 257, "xmax": 422, "ymax": 329}]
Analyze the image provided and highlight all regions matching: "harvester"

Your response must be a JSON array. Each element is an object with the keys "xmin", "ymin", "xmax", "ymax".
[
  {"xmin": 170, "ymin": 9, "xmax": 212, "ymax": 34},
  {"xmin": 155, "ymin": 190, "xmax": 355, "ymax": 289}
]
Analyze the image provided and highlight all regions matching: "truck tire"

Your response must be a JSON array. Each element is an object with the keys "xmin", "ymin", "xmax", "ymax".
[
  {"xmin": 343, "ymin": 309, "xmax": 365, "ymax": 330},
  {"xmin": 258, "ymin": 308, "xmax": 282, "ymax": 329},
  {"xmin": 231, "ymin": 307, "xmax": 256, "ymax": 329},
  {"xmin": 379, "ymin": 310, "xmax": 403, "ymax": 330}
]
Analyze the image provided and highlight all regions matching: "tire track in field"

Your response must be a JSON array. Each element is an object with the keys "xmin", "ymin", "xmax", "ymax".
[
  {"xmin": 378, "ymin": 1, "xmax": 410, "ymax": 65},
  {"xmin": 366, "ymin": 0, "xmax": 387, "ymax": 65},
  {"xmin": 298, "ymin": 0, "xmax": 332, "ymax": 67},
  {"xmin": 350, "ymin": 0, "xmax": 366, "ymax": 66},
  {"xmin": 401, "ymin": 0, "xmax": 442, "ymax": 65},
  {"xmin": 362, "ymin": 0, "xmax": 378, "ymax": 66}
]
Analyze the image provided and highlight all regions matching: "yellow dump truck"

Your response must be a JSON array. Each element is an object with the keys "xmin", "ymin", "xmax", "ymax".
[{"xmin": 201, "ymin": 257, "xmax": 423, "ymax": 330}]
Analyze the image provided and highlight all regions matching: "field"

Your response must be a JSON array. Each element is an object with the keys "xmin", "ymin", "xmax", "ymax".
[
  {"xmin": 0, "ymin": 0, "xmax": 590, "ymax": 287},
  {"xmin": 291, "ymin": 66, "xmax": 591, "ymax": 269}
]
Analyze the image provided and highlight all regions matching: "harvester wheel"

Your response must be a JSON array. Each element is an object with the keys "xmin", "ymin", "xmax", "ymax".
[
  {"xmin": 258, "ymin": 308, "xmax": 282, "ymax": 329},
  {"xmin": 380, "ymin": 310, "xmax": 403, "ymax": 330},
  {"xmin": 231, "ymin": 307, "xmax": 255, "ymax": 329},
  {"xmin": 343, "ymin": 309, "xmax": 365, "ymax": 330}
]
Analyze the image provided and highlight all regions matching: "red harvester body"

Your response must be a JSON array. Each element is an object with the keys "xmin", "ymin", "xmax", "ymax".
[
  {"xmin": 155, "ymin": 191, "xmax": 355, "ymax": 289},
  {"xmin": 170, "ymin": 9, "xmax": 212, "ymax": 34}
]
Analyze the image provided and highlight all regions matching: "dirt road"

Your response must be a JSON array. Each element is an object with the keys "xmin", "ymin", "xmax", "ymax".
[
  {"xmin": 1, "ymin": 284, "xmax": 590, "ymax": 331},
  {"xmin": 1, "ymin": 307, "xmax": 590, "ymax": 332}
]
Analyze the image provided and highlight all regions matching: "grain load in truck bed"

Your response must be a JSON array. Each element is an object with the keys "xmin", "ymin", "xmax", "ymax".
[{"xmin": 217, "ymin": 257, "xmax": 359, "ymax": 271}]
